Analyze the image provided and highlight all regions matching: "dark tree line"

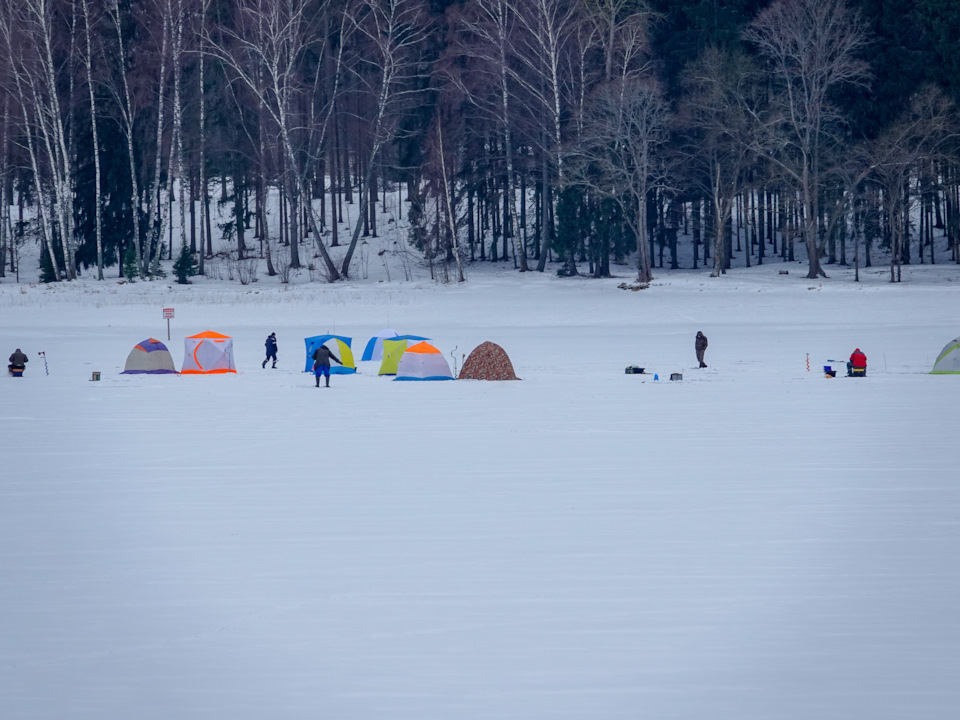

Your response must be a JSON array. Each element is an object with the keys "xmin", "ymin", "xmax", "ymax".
[{"xmin": 0, "ymin": 0, "xmax": 957, "ymax": 285}]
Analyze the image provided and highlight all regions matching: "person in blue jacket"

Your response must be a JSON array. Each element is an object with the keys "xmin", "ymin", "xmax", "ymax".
[{"xmin": 263, "ymin": 332, "xmax": 278, "ymax": 369}]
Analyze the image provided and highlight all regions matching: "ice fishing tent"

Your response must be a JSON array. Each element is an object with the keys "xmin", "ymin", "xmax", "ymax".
[
  {"xmin": 459, "ymin": 341, "xmax": 519, "ymax": 380},
  {"xmin": 394, "ymin": 341, "xmax": 454, "ymax": 381},
  {"xmin": 378, "ymin": 335, "xmax": 430, "ymax": 375},
  {"xmin": 303, "ymin": 335, "xmax": 356, "ymax": 374},
  {"xmin": 930, "ymin": 337, "xmax": 960, "ymax": 374},
  {"xmin": 121, "ymin": 338, "xmax": 178, "ymax": 374},
  {"xmin": 361, "ymin": 329, "xmax": 399, "ymax": 362},
  {"xmin": 181, "ymin": 331, "xmax": 236, "ymax": 374}
]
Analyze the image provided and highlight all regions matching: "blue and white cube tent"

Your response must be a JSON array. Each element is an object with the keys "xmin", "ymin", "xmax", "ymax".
[
  {"xmin": 303, "ymin": 335, "xmax": 356, "ymax": 374},
  {"xmin": 361, "ymin": 329, "xmax": 399, "ymax": 362}
]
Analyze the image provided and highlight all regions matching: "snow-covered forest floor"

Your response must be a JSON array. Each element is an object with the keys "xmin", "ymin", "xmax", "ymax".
[{"xmin": 2, "ymin": 221, "xmax": 959, "ymax": 719}]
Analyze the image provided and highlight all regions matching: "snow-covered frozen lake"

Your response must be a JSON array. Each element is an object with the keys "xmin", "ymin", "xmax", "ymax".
[{"xmin": 2, "ymin": 262, "xmax": 958, "ymax": 720}]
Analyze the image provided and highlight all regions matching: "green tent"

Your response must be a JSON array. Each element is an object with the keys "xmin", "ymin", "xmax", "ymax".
[{"xmin": 930, "ymin": 337, "xmax": 960, "ymax": 374}]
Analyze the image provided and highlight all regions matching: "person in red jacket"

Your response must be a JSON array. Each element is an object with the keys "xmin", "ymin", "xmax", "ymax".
[{"xmin": 847, "ymin": 348, "xmax": 867, "ymax": 376}]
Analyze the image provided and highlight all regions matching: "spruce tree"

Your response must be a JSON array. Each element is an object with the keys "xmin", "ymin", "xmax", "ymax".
[
  {"xmin": 39, "ymin": 241, "xmax": 60, "ymax": 283},
  {"xmin": 172, "ymin": 241, "xmax": 197, "ymax": 284},
  {"xmin": 121, "ymin": 242, "xmax": 139, "ymax": 282}
]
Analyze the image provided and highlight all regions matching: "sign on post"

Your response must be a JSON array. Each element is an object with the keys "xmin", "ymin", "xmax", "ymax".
[{"xmin": 163, "ymin": 308, "xmax": 174, "ymax": 340}]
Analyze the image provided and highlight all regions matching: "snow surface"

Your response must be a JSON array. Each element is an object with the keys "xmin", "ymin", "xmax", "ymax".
[{"xmin": 2, "ymin": 258, "xmax": 959, "ymax": 720}]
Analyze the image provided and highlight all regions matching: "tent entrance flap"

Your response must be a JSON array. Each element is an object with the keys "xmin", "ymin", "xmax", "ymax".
[{"xmin": 304, "ymin": 335, "xmax": 356, "ymax": 374}]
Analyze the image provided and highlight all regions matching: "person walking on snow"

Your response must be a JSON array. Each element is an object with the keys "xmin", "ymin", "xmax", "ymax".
[
  {"xmin": 8, "ymin": 348, "xmax": 28, "ymax": 374},
  {"xmin": 312, "ymin": 344, "xmax": 342, "ymax": 387},
  {"xmin": 695, "ymin": 331, "xmax": 708, "ymax": 368},
  {"xmin": 263, "ymin": 332, "xmax": 278, "ymax": 369}
]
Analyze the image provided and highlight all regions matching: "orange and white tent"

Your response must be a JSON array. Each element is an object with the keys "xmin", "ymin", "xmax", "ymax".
[
  {"xmin": 181, "ymin": 331, "xmax": 237, "ymax": 374},
  {"xmin": 394, "ymin": 341, "xmax": 454, "ymax": 381}
]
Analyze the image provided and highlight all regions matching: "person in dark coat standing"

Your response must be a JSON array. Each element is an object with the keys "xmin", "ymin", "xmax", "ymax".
[
  {"xmin": 311, "ymin": 344, "xmax": 342, "ymax": 387},
  {"xmin": 8, "ymin": 348, "xmax": 28, "ymax": 374},
  {"xmin": 695, "ymin": 331, "xmax": 708, "ymax": 368},
  {"xmin": 263, "ymin": 332, "xmax": 278, "ymax": 369}
]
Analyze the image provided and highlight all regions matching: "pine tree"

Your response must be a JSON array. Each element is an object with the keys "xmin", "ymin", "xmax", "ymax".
[
  {"xmin": 39, "ymin": 238, "xmax": 63, "ymax": 283},
  {"xmin": 554, "ymin": 187, "xmax": 583, "ymax": 276},
  {"xmin": 121, "ymin": 242, "xmax": 138, "ymax": 282},
  {"xmin": 172, "ymin": 241, "xmax": 197, "ymax": 284}
]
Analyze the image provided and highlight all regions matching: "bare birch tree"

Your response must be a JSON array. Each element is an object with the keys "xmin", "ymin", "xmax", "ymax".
[
  {"xmin": 143, "ymin": 0, "xmax": 173, "ymax": 276},
  {"xmin": 196, "ymin": 0, "xmax": 210, "ymax": 273},
  {"xmin": 745, "ymin": 0, "xmax": 869, "ymax": 280},
  {"xmin": 574, "ymin": 77, "xmax": 669, "ymax": 283},
  {"xmin": 586, "ymin": 0, "xmax": 652, "ymax": 85},
  {"xmin": 339, "ymin": 0, "xmax": 431, "ymax": 279},
  {"xmin": 1, "ymin": 0, "xmax": 78, "ymax": 280},
  {"xmin": 433, "ymin": 109, "xmax": 464, "ymax": 282},
  {"xmin": 79, "ymin": 0, "xmax": 104, "ymax": 279},
  {"xmin": 0, "ymin": 94, "xmax": 8, "ymax": 277},
  {"xmin": 862, "ymin": 87, "xmax": 956, "ymax": 282},
  {"xmin": 209, "ymin": 0, "xmax": 349, "ymax": 279},
  {"xmin": 679, "ymin": 47, "xmax": 760, "ymax": 277},
  {"xmin": 168, "ymin": 0, "xmax": 188, "ymax": 271},
  {"xmin": 507, "ymin": 0, "xmax": 582, "ymax": 272},
  {"xmin": 106, "ymin": 0, "xmax": 143, "ymax": 277},
  {"xmin": 455, "ymin": 0, "xmax": 529, "ymax": 270}
]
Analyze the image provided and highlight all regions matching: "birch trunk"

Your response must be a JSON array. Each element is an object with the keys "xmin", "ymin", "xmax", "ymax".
[
  {"xmin": 197, "ymin": 0, "xmax": 211, "ymax": 271},
  {"xmin": 11, "ymin": 0, "xmax": 78, "ymax": 279},
  {"xmin": 81, "ymin": 0, "xmax": 103, "ymax": 279},
  {"xmin": 17, "ymin": 100, "xmax": 60, "ymax": 278},
  {"xmin": 436, "ymin": 115, "xmax": 464, "ymax": 282},
  {"xmin": 170, "ymin": 0, "xmax": 187, "ymax": 269},
  {"xmin": 0, "ymin": 96, "xmax": 7, "ymax": 277},
  {"xmin": 36, "ymin": 0, "xmax": 77, "ymax": 279},
  {"xmin": 0, "ymin": 12, "xmax": 61, "ymax": 280},
  {"xmin": 109, "ymin": 0, "xmax": 143, "ymax": 277},
  {"xmin": 145, "ymin": 0, "xmax": 172, "ymax": 275}
]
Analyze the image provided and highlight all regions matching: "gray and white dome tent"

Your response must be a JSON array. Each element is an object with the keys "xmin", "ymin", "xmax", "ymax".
[{"xmin": 121, "ymin": 338, "xmax": 178, "ymax": 374}]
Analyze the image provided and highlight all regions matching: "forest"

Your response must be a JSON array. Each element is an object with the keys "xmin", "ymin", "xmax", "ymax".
[{"xmin": 0, "ymin": 0, "xmax": 958, "ymax": 285}]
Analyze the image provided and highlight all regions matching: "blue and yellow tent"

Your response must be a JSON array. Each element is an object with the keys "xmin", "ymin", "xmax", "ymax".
[
  {"xmin": 378, "ymin": 335, "xmax": 430, "ymax": 375},
  {"xmin": 361, "ymin": 328, "xmax": 399, "ymax": 361},
  {"xmin": 304, "ymin": 335, "xmax": 356, "ymax": 374}
]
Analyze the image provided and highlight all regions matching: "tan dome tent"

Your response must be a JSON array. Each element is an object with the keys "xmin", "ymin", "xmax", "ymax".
[
  {"xmin": 459, "ymin": 341, "xmax": 519, "ymax": 380},
  {"xmin": 121, "ymin": 338, "xmax": 178, "ymax": 374}
]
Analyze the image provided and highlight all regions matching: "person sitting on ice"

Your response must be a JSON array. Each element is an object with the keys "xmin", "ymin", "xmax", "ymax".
[
  {"xmin": 8, "ymin": 348, "xmax": 28, "ymax": 375},
  {"xmin": 847, "ymin": 348, "xmax": 867, "ymax": 377}
]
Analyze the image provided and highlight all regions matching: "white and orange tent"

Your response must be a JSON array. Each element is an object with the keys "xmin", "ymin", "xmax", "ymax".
[
  {"xmin": 394, "ymin": 341, "xmax": 454, "ymax": 381},
  {"xmin": 181, "ymin": 331, "xmax": 237, "ymax": 374}
]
